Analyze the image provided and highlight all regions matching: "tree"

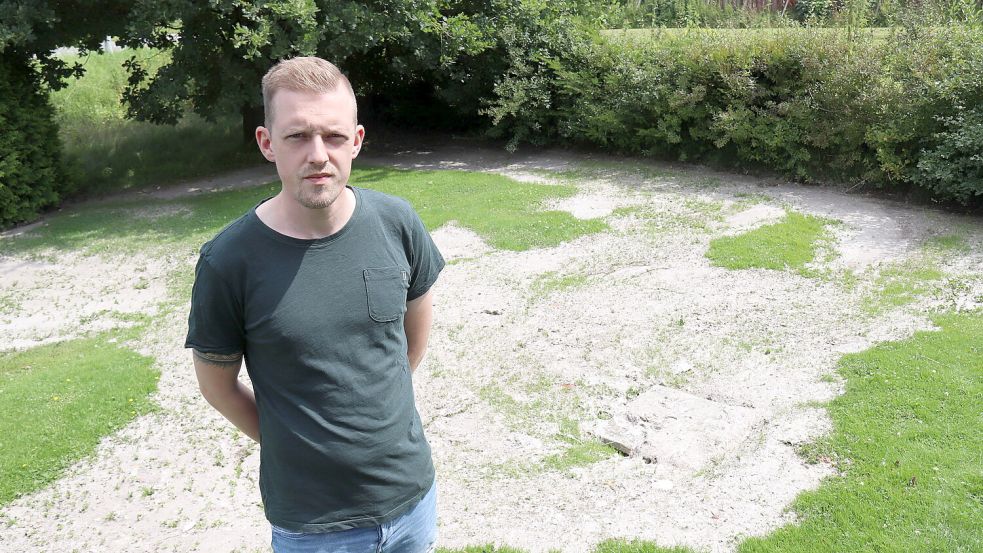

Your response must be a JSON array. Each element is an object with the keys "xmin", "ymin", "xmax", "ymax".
[
  {"xmin": 1, "ymin": 1, "xmax": 133, "ymax": 89},
  {"xmin": 0, "ymin": 1, "xmax": 134, "ymax": 226},
  {"xmin": 120, "ymin": 0, "xmax": 452, "ymax": 142},
  {"xmin": 118, "ymin": 0, "xmax": 595, "ymax": 144}
]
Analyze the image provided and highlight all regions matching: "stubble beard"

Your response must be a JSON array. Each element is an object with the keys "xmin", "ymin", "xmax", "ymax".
[{"xmin": 294, "ymin": 174, "xmax": 345, "ymax": 210}]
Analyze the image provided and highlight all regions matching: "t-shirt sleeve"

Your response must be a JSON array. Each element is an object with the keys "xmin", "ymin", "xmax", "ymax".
[
  {"xmin": 405, "ymin": 211, "xmax": 445, "ymax": 302},
  {"xmin": 185, "ymin": 254, "xmax": 245, "ymax": 355}
]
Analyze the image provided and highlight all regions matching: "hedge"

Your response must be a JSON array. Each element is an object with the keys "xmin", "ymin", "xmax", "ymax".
[
  {"xmin": 0, "ymin": 53, "xmax": 70, "ymax": 228},
  {"xmin": 487, "ymin": 26, "xmax": 983, "ymax": 206}
]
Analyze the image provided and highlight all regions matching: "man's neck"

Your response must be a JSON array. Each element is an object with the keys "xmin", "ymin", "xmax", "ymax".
[{"xmin": 256, "ymin": 187, "xmax": 356, "ymax": 240}]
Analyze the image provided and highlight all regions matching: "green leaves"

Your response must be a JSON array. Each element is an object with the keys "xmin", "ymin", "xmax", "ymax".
[
  {"xmin": 230, "ymin": 0, "xmax": 321, "ymax": 59},
  {"xmin": 916, "ymin": 107, "xmax": 983, "ymax": 203},
  {"xmin": 0, "ymin": 54, "xmax": 68, "ymax": 227},
  {"xmin": 550, "ymin": 26, "xmax": 983, "ymax": 205}
]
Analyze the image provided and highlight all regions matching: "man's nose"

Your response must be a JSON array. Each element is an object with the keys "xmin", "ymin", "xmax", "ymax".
[{"xmin": 307, "ymin": 135, "xmax": 330, "ymax": 165}]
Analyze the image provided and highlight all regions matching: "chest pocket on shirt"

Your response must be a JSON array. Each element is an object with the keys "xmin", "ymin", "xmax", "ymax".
[{"xmin": 363, "ymin": 267, "xmax": 409, "ymax": 322}]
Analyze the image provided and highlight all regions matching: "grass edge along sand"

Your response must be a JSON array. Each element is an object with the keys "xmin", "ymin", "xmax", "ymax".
[
  {"xmin": 739, "ymin": 310, "xmax": 982, "ymax": 552},
  {"xmin": 439, "ymin": 311, "xmax": 983, "ymax": 552},
  {"xmin": 6, "ymin": 167, "xmax": 608, "ymax": 257},
  {"xmin": 0, "ymin": 328, "xmax": 159, "ymax": 506},
  {"xmin": 705, "ymin": 211, "xmax": 832, "ymax": 275},
  {"xmin": 438, "ymin": 540, "xmax": 698, "ymax": 553}
]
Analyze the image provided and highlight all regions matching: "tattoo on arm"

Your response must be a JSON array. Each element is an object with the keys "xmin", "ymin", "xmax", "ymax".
[{"xmin": 193, "ymin": 349, "xmax": 243, "ymax": 365}]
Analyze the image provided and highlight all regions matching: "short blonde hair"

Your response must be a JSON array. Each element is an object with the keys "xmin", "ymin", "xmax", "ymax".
[{"xmin": 261, "ymin": 57, "xmax": 357, "ymax": 127}]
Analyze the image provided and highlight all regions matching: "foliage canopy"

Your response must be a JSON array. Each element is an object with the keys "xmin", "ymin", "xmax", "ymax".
[{"xmin": 115, "ymin": 0, "xmax": 594, "ymax": 141}]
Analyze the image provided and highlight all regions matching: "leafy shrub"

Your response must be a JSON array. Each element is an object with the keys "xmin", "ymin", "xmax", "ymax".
[
  {"xmin": 709, "ymin": 33, "xmax": 823, "ymax": 178},
  {"xmin": 598, "ymin": 0, "xmax": 792, "ymax": 29},
  {"xmin": 516, "ymin": 26, "xmax": 983, "ymax": 205},
  {"xmin": 0, "ymin": 55, "xmax": 70, "ymax": 228},
  {"xmin": 916, "ymin": 108, "xmax": 983, "ymax": 203},
  {"xmin": 551, "ymin": 32, "xmax": 733, "ymax": 160},
  {"xmin": 479, "ymin": 1, "xmax": 598, "ymax": 151}
]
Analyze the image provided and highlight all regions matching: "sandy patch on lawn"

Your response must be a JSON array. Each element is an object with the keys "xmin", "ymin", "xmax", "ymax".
[
  {"xmin": 0, "ymin": 252, "xmax": 170, "ymax": 351},
  {"xmin": 1, "ymin": 144, "xmax": 980, "ymax": 553},
  {"xmin": 429, "ymin": 224, "xmax": 494, "ymax": 262},
  {"xmin": 723, "ymin": 204, "xmax": 786, "ymax": 232}
]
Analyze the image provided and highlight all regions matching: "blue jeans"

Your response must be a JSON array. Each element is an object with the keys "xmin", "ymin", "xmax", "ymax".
[{"xmin": 270, "ymin": 481, "xmax": 437, "ymax": 553}]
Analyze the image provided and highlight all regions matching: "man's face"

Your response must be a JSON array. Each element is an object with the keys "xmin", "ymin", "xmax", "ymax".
[{"xmin": 256, "ymin": 87, "xmax": 364, "ymax": 210}]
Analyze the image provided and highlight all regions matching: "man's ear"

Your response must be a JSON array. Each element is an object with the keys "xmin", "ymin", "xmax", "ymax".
[
  {"xmin": 256, "ymin": 126, "xmax": 276, "ymax": 162},
  {"xmin": 351, "ymin": 125, "xmax": 365, "ymax": 159}
]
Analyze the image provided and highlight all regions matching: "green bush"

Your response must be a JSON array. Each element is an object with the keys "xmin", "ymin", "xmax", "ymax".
[
  {"xmin": 478, "ymin": 1, "xmax": 599, "ymax": 151},
  {"xmin": 871, "ymin": 26, "xmax": 983, "ymax": 197},
  {"xmin": 552, "ymin": 32, "xmax": 730, "ymax": 160},
  {"xmin": 916, "ymin": 107, "xmax": 983, "ymax": 203},
  {"xmin": 531, "ymin": 26, "xmax": 983, "ymax": 205},
  {"xmin": 597, "ymin": 0, "xmax": 983, "ymax": 28},
  {"xmin": 598, "ymin": 0, "xmax": 792, "ymax": 29},
  {"xmin": 0, "ymin": 54, "xmax": 70, "ymax": 227}
]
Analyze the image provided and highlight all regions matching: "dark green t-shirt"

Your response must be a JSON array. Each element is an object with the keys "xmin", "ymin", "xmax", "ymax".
[{"xmin": 185, "ymin": 187, "xmax": 444, "ymax": 532}]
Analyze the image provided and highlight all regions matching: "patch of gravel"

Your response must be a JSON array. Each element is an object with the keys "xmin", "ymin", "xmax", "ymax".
[{"xmin": 1, "ymin": 144, "xmax": 980, "ymax": 553}]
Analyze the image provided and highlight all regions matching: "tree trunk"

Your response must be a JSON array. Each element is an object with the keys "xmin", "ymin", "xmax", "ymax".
[{"xmin": 241, "ymin": 103, "xmax": 264, "ymax": 145}]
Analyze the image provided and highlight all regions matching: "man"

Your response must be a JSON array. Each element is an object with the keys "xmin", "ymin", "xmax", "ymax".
[{"xmin": 185, "ymin": 57, "xmax": 444, "ymax": 553}]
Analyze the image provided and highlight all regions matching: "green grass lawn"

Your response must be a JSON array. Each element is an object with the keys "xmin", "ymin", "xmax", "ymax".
[
  {"xmin": 5, "ymin": 182, "xmax": 279, "ymax": 257},
  {"xmin": 740, "ymin": 312, "xmax": 983, "ymax": 552},
  {"xmin": 358, "ymin": 168, "xmax": 607, "ymax": 250},
  {"xmin": 9, "ymin": 167, "xmax": 606, "ymax": 258},
  {"xmin": 0, "ymin": 329, "xmax": 158, "ymax": 505},
  {"xmin": 705, "ymin": 211, "xmax": 831, "ymax": 274},
  {"xmin": 51, "ymin": 49, "xmax": 261, "ymax": 198}
]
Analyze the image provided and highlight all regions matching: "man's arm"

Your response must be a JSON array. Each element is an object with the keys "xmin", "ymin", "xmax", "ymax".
[
  {"xmin": 404, "ymin": 288, "xmax": 435, "ymax": 372},
  {"xmin": 192, "ymin": 350, "xmax": 261, "ymax": 443}
]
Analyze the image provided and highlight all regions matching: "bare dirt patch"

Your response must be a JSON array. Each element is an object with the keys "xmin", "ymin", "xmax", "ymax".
[
  {"xmin": 1, "ymin": 143, "xmax": 980, "ymax": 553},
  {"xmin": 0, "ymin": 252, "xmax": 170, "ymax": 351}
]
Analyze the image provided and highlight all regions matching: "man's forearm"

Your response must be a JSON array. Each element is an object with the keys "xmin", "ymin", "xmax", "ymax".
[
  {"xmin": 201, "ymin": 382, "xmax": 261, "ymax": 443},
  {"xmin": 193, "ymin": 351, "xmax": 261, "ymax": 443},
  {"xmin": 407, "ymin": 345, "xmax": 427, "ymax": 372},
  {"xmin": 404, "ymin": 290, "xmax": 435, "ymax": 373}
]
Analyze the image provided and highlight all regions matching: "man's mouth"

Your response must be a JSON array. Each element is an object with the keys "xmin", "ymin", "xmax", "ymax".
[{"xmin": 304, "ymin": 173, "xmax": 333, "ymax": 181}]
